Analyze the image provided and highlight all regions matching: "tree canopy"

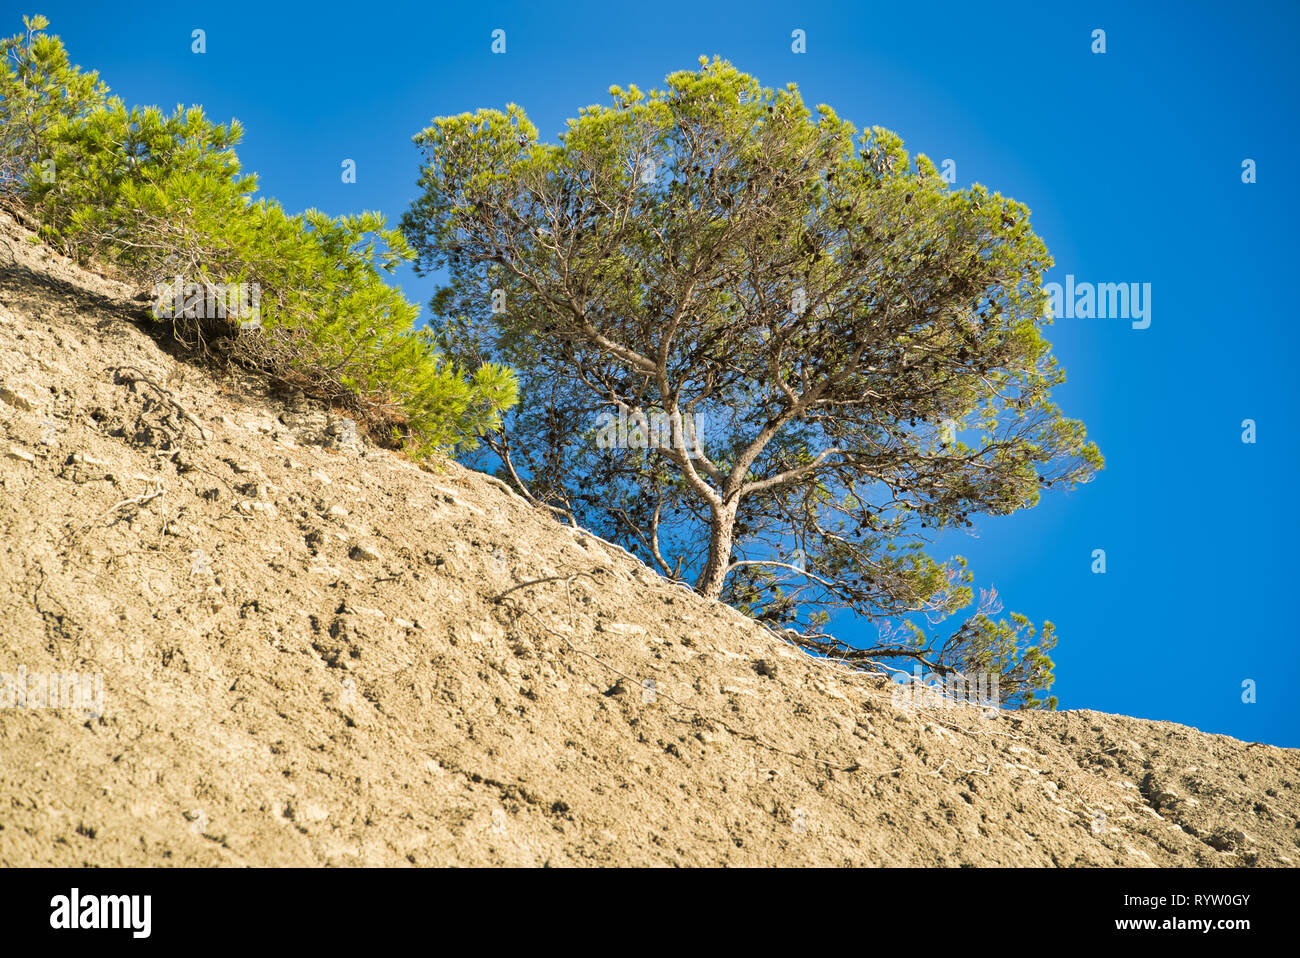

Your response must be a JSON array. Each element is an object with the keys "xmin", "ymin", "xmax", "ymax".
[{"xmin": 403, "ymin": 57, "xmax": 1101, "ymax": 706}]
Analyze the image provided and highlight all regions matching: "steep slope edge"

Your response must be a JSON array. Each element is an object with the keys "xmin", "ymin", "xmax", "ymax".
[{"xmin": 0, "ymin": 211, "xmax": 1295, "ymax": 866}]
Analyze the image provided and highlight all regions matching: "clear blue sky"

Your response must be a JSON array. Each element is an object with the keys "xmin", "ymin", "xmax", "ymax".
[{"xmin": 24, "ymin": 0, "xmax": 1299, "ymax": 746}]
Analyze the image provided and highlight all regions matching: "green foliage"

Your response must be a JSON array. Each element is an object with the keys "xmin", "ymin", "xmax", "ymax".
[
  {"xmin": 404, "ymin": 57, "xmax": 1101, "ymax": 702},
  {"xmin": 0, "ymin": 14, "xmax": 107, "ymax": 192},
  {"xmin": 952, "ymin": 613, "xmax": 1060, "ymax": 711},
  {"xmin": 0, "ymin": 15, "xmax": 515, "ymax": 454}
]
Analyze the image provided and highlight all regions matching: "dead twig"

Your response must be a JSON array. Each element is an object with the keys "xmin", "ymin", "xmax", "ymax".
[
  {"xmin": 59, "ymin": 478, "xmax": 167, "ymax": 552},
  {"xmin": 95, "ymin": 479, "xmax": 166, "ymax": 523},
  {"xmin": 113, "ymin": 366, "xmax": 210, "ymax": 441}
]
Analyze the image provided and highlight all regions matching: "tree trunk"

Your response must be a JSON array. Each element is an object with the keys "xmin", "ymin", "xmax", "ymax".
[{"xmin": 694, "ymin": 503, "xmax": 737, "ymax": 599}]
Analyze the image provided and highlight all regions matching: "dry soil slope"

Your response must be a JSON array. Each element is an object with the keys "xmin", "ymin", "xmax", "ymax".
[{"xmin": 0, "ymin": 211, "xmax": 1295, "ymax": 867}]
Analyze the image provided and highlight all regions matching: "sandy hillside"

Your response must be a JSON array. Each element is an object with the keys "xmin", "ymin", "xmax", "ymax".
[{"xmin": 0, "ymin": 209, "xmax": 1295, "ymax": 867}]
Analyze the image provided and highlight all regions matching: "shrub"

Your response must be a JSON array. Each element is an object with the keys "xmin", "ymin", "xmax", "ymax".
[{"xmin": 1, "ymin": 15, "xmax": 515, "ymax": 454}]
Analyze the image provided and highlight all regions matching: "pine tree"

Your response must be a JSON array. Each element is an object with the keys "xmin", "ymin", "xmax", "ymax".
[
  {"xmin": 402, "ymin": 58, "xmax": 1102, "ymax": 702},
  {"xmin": 0, "ymin": 16, "xmax": 516, "ymax": 455}
]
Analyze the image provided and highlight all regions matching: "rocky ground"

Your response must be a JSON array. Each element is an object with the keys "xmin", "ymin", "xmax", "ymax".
[{"xmin": 0, "ymin": 209, "xmax": 1296, "ymax": 866}]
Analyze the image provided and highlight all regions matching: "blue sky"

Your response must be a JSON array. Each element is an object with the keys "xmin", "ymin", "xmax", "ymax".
[{"xmin": 23, "ymin": 0, "xmax": 1299, "ymax": 746}]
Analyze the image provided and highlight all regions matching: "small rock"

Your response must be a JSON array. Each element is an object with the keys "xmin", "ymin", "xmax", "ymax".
[
  {"xmin": 325, "ymin": 417, "xmax": 361, "ymax": 453},
  {"xmin": 1207, "ymin": 828, "xmax": 1248, "ymax": 852},
  {"xmin": 285, "ymin": 801, "xmax": 329, "ymax": 824},
  {"xmin": 0, "ymin": 386, "xmax": 37, "ymax": 411},
  {"xmin": 598, "ymin": 622, "xmax": 647, "ymax": 636},
  {"xmin": 6, "ymin": 445, "xmax": 35, "ymax": 463},
  {"xmin": 348, "ymin": 542, "xmax": 381, "ymax": 562},
  {"xmin": 1149, "ymin": 787, "xmax": 1181, "ymax": 811}
]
